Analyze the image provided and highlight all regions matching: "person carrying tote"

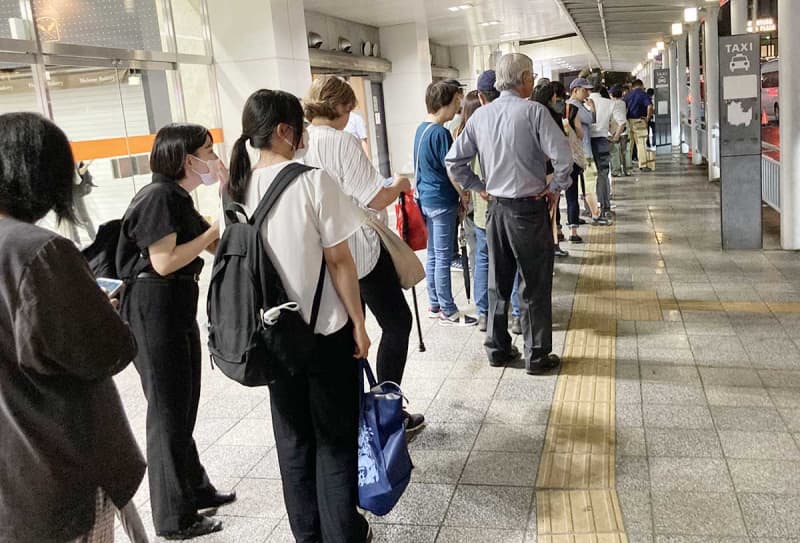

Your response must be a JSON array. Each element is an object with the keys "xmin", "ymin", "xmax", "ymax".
[
  {"xmin": 226, "ymin": 88, "xmax": 373, "ymax": 543},
  {"xmin": 302, "ymin": 76, "xmax": 425, "ymax": 433},
  {"xmin": 0, "ymin": 112, "xmax": 145, "ymax": 543},
  {"xmin": 117, "ymin": 124, "xmax": 235, "ymax": 539}
]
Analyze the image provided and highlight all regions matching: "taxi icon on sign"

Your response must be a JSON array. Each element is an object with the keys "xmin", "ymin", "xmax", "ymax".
[{"xmin": 730, "ymin": 53, "xmax": 750, "ymax": 72}]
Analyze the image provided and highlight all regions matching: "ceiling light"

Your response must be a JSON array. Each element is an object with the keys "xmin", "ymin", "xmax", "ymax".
[
  {"xmin": 448, "ymin": 4, "xmax": 472, "ymax": 11},
  {"xmin": 479, "ymin": 20, "xmax": 501, "ymax": 26},
  {"xmin": 684, "ymin": 7, "xmax": 698, "ymax": 23},
  {"xmin": 647, "ymin": 51, "xmax": 654, "ymax": 60},
  {"xmin": 672, "ymin": 22, "xmax": 684, "ymax": 35},
  {"xmin": 656, "ymin": 41, "xmax": 665, "ymax": 50}
]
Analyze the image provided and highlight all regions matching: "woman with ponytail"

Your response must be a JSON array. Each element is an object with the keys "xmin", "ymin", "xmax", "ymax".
[{"xmin": 227, "ymin": 89, "xmax": 373, "ymax": 543}]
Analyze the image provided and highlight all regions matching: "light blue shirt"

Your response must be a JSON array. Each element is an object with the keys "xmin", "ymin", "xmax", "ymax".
[{"xmin": 445, "ymin": 90, "xmax": 573, "ymax": 198}]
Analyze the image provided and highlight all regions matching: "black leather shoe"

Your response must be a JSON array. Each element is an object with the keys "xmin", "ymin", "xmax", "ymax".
[
  {"xmin": 160, "ymin": 515, "xmax": 223, "ymax": 540},
  {"xmin": 403, "ymin": 411, "xmax": 426, "ymax": 434},
  {"xmin": 527, "ymin": 354, "xmax": 561, "ymax": 375},
  {"xmin": 554, "ymin": 247, "xmax": 569, "ymax": 258},
  {"xmin": 195, "ymin": 490, "xmax": 237, "ymax": 510},
  {"xmin": 490, "ymin": 346, "xmax": 520, "ymax": 367}
]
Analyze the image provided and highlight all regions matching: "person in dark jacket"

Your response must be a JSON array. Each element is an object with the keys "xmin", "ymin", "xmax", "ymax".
[
  {"xmin": 0, "ymin": 112, "xmax": 145, "ymax": 543},
  {"xmin": 117, "ymin": 123, "xmax": 233, "ymax": 539}
]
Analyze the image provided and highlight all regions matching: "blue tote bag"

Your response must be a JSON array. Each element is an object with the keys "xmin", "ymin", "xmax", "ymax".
[{"xmin": 357, "ymin": 359, "xmax": 413, "ymax": 516}]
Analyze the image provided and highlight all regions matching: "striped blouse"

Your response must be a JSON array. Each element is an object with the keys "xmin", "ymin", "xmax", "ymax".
[{"xmin": 305, "ymin": 124, "xmax": 386, "ymax": 279}]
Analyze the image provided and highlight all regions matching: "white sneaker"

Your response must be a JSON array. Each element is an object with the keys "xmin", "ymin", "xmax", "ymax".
[{"xmin": 439, "ymin": 312, "xmax": 478, "ymax": 327}]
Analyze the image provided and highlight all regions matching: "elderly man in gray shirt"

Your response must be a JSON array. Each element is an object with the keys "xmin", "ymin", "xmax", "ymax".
[{"xmin": 446, "ymin": 53, "xmax": 572, "ymax": 374}]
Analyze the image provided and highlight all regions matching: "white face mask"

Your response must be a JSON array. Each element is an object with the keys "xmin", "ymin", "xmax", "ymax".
[
  {"xmin": 190, "ymin": 156, "xmax": 221, "ymax": 185},
  {"xmin": 283, "ymin": 128, "xmax": 309, "ymax": 161}
]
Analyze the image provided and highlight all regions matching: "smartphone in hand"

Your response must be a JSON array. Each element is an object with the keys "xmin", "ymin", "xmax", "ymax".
[{"xmin": 97, "ymin": 277, "xmax": 124, "ymax": 298}]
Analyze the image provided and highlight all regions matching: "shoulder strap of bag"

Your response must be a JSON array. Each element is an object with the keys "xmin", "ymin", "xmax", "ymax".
[
  {"xmin": 250, "ymin": 162, "xmax": 314, "ymax": 227},
  {"xmin": 414, "ymin": 123, "xmax": 436, "ymax": 181},
  {"xmin": 248, "ymin": 162, "xmax": 326, "ymax": 331}
]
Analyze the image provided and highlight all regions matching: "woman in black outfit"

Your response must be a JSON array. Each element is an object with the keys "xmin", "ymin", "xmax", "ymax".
[{"xmin": 118, "ymin": 124, "xmax": 234, "ymax": 539}]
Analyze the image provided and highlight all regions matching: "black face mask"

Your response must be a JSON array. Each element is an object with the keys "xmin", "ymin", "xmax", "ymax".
[{"xmin": 552, "ymin": 100, "xmax": 566, "ymax": 114}]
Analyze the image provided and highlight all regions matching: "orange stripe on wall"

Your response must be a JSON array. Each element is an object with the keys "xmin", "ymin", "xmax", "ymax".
[{"xmin": 70, "ymin": 128, "xmax": 225, "ymax": 162}]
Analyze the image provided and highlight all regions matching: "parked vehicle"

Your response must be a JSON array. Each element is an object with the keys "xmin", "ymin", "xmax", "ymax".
[{"xmin": 761, "ymin": 59, "xmax": 779, "ymax": 124}]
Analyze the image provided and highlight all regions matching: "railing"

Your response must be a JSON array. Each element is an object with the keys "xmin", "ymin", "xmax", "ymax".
[
  {"xmin": 697, "ymin": 127, "xmax": 707, "ymax": 159},
  {"xmin": 762, "ymin": 154, "xmax": 781, "ymax": 212}
]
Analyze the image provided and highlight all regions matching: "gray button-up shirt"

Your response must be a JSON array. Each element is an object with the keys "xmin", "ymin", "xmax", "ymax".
[{"xmin": 445, "ymin": 90, "xmax": 573, "ymax": 198}]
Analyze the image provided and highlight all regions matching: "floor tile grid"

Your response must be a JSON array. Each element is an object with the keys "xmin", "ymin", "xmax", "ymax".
[{"xmin": 537, "ymin": 225, "xmax": 629, "ymax": 541}]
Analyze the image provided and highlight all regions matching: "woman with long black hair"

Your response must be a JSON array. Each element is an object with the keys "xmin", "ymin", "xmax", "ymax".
[
  {"xmin": 117, "ymin": 124, "xmax": 234, "ymax": 539},
  {"xmin": 226, "ymin": 89, "xmax": 372, "ymax": 542}
]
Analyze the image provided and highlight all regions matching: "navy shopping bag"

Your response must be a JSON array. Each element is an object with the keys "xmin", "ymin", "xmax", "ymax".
[{"xmin": 357, "ymin": 359, "xmax": 413, "ymax": 516}]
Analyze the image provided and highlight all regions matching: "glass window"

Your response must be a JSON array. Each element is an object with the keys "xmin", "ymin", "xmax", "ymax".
[
  {"xmin": 761, "ymin": 71, "xmax": 778, "ymax": 89},
  {"xmin": 171, "ymin": 0, "xmax": 208, "ymax": 55},
  {"xmin": 32, "ymin": 0, "xmax": 173, "ymax": 52},
  {"xmin": 0, "ymin": 0, "xmax": 25, "ymax": 40},
  {"xmin": 180, "ymin": 63, "xmax": 221, "ymax": 218},
  {"xmin": 0, "ymin": 63, "xmax": 41, "ymax": 114}
]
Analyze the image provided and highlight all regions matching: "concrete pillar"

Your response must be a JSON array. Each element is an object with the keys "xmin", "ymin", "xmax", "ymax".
[
  {"xmin": 668, "ymin": 41, "xmax": 680, "ymax": 147},
  {"xmin": 676, "ymin": 34, "xmax": 688, "ymax": 153},
  {"xmin": 731, "ymin": 0, "xmax": 748, "ymax": 34},
  {"xmin": 208, "ymin": 0, "xmax": 312, "ymax": 145},
  {"xmin": 779, "ymin": 0, "xmax": 800, "ymax": 249},
  {"xmin": 688, "ymin": 23, "xmax": 702, "ymax": 165},
  {"xmin": 379, "ymin": 2, "xmax": 432, "ymax": 175},
  {"xmin": 704, "ymin": 6, "xmax": 721, "ymax": 179}
]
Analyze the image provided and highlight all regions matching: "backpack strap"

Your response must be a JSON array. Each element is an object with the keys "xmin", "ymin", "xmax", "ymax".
[
  {"xmin": 248, "ymin": 162, "xmax": 326, "ymax": 332},
  {"xmin": 250, "ymin": 162, "xmax": 315, "ymax": 227}
]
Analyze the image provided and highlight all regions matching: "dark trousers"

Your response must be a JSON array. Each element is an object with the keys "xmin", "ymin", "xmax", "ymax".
[
  {"xmin": 591, "ymin": 137, "xmax": 612, "ymax": 212},
  {"xmin": 269, "ymin": 323, "xmax": 368, "ymax": 543},
  {"xmin": 566, "ymin": 165, "xmax": 582, "ymax": 226},
  {"xmin": 485, "ymin": 198, "xmax": 554, "ymax": 368},
  {"xmin": 122, "ymin": 279, "xmax": 212, "ymax": 533},
  {"xmin": 359, "ymin": 245, "xmax": 412, "ymax": 385}
]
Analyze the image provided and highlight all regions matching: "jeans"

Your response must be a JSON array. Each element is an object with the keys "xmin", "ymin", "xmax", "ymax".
[
  {"xmin": 474, "ymin": 226, "xmax": 489, "ymax": 316},
  {"xmin": 360, "ymin": 246, "xmax": 412, "ymax": 384},
  {"xmin": 422, "ymin": 204, "xmax": 459, "ymax": 316},
  {"xmin": 479, "ymin": 226, "xmax": 521, "ymax": 318},
  {"xmin": 566, "ymin": 165, "xmax": 582, "ymax": 226}
]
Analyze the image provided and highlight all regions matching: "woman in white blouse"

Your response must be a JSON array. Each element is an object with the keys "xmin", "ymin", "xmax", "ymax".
[
  {"xmin": 226, "ymin": 89, "xmax": 372, "ymax": 543},
  {"xmin": 303, "ymin": 76, "xmax": 424, "ymax": 433}
]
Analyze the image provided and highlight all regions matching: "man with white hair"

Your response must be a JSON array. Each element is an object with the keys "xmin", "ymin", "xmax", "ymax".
[{"xmin": 445, "ymin": 53, "xmax": 572, "ymax": 375}]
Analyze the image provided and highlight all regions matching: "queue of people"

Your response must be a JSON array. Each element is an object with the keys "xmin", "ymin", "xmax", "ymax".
[{"xmin": 0, "ymin": 53, "xmax": 651, "ymax": 543}]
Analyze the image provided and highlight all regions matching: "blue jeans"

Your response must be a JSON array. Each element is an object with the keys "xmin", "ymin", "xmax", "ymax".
[
  {"xmin": 474, "ymin": 226, "xmax": 489, "ymax": 316},
  {"xmin": 422, "ymin": 205, "xmax": 459, "ymax": 316},
  {"xmin": 478, "ymin": 225, "xmax": 521, "ymax": 318}
]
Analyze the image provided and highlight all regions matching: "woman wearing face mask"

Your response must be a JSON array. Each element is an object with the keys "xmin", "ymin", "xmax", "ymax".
[
  {"xmin": 117, "ymin": 123, "xmax": 234, "ymax": 540},
  {"xmin": 228, "ymin": 89, "xmax": 372, "ymax": 542}
]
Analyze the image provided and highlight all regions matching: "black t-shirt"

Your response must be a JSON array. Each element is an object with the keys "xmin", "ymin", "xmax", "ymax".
[{"xmin": 119, "ymin": 173, "xmax": 210, "ymax": 276}]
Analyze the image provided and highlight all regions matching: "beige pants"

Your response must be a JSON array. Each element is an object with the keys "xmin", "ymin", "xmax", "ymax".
[{"xmin": 629, "ymin": 119, "xmax": 655, "ymax": 170}]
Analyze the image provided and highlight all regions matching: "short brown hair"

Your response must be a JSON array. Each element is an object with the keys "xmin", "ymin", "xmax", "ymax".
[
  {"xmin": 425, "ymin": 81, "xmax": 459, "ymax": 114},
  {"xmin": 304, "ymin": 76, "xmax": 357, "ymax": 121}
]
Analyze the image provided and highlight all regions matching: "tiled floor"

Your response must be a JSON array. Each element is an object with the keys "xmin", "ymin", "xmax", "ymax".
[{"xmin": 113, "ymin": 153, "xmax": 800, "ymax": 542}]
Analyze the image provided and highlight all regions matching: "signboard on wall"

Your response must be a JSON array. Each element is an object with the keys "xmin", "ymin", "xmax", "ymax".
[
  {"xmin": 653, "ymin": 68, "xmax": 671, "ymax": 151},
  {"xmin": 719, "ymin": 34, "xmax": 761, "ymax": 156},
  {"xmin": 0, "ymin": 69, "xmax": 128, "ymax": 94}
]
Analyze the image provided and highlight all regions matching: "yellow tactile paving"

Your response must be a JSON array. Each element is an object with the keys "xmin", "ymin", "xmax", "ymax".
[{"xmin": 536, "ymin": 225, "xmax": 635, "ymax": 540}]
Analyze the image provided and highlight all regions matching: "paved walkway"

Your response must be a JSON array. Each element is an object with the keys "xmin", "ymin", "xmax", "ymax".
[{"xmin": 114, "ymin": 153, "xmax": 800, "ymax": 542}]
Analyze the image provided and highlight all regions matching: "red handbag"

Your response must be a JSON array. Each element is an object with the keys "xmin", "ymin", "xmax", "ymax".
[{"xmin": 395, "ymin": 189, "xmax": 428, "ymax": 251}]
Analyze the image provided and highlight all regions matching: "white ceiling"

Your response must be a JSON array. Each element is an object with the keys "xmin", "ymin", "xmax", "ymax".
[{"xmin": 302, "ymin": 0, "xmax": 577, "ymax": 47}]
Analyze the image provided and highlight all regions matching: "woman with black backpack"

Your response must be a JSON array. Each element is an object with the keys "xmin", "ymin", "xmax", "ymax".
[
  {"xmin": 226, "ymin": 89, "xmax": 372, "ymax": 543},
  {"xmin": 117, "ymin": 124, "xmax": 235, "ymax": 539}
]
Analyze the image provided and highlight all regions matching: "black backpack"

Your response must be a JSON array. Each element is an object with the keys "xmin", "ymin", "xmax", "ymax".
[
  {"xmin": 207, "ymin": 162, "xmax": 325, "ymax": 386},
  {"xmin": 81, "ymin": 219, "xmax": 145, "ymax": 281}
]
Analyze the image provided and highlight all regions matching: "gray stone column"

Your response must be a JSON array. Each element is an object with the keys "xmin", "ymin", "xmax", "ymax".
[
  {"xmin": 668, "ymin": 41, "xmax": 680, "ymax": 147},
  {"xmin": 731, "ymin": 0, "xmax": 748, "ymax": 34},
  {"xmin": 704, "ymin": 6, "xmax": 721, "ymax": 179},
  {"xmin": 688, "ymin": 23, "xmax": 702, "ymax": 165}
]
